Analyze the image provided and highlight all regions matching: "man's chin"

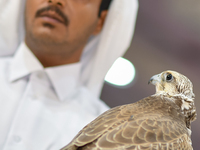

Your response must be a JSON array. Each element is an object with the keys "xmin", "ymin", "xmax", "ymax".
[
  {"xmin": 31, "ymin": 27, "xmax": 67, "ymax": 44},
  {"xmin": 31, "ymin": 35, "xmax": 63, "ymax": 45}
]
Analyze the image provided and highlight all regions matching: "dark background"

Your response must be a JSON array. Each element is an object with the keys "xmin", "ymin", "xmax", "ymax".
[{"xmin": 101, "ymin": 1, "xmax": 200, "ymax": 149}]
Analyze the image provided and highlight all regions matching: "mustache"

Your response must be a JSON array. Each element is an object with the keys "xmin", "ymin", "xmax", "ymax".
[{"xmin": 35, "ymin": 5, "xmax": 69, "ymax": 26}]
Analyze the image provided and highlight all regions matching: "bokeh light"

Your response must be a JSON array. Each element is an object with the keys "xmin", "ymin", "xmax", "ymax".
[{"xmin": 105, "ymin": 57, "xmax": 136, "ymax": 86}]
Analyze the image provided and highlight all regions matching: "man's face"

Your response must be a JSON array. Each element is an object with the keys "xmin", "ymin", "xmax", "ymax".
[{"xmin": 25, "ymin": 0, "xmax": 102, "ymax": 46}]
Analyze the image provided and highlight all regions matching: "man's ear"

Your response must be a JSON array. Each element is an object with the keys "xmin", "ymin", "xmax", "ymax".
[{"xmin": 92, "ymin": 10, "xmax": 108, "ymax": 35}]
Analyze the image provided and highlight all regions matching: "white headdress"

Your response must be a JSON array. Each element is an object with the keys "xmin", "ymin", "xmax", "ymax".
[{"xmin": 0, "ymin": 0, "xmax": 138, "ymax": 97}]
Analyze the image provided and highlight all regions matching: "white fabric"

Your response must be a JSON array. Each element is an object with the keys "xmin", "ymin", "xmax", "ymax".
[
  {"xmin": 0, "ymin": 42, "xmax": 109, "ymax": 150},
  {"xmin": 0, "ymin": 0, "xmax": 138, "ymax": 97},
  {"xmin": 82, "ymin": 0, "xmax": 139, "ymax": 96},
  {"xmin": 0, "ymin": 0, "xmax": 25, "ymax": 56}
]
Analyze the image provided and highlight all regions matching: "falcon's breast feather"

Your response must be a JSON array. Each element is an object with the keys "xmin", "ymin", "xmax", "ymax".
[{"xmin": 61, "ymin": 70, "xmax": 197, "ymax": 150}]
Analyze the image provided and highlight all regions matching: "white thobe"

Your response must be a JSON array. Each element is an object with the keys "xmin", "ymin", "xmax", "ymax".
[{"xmin": 0, "ymin": 42, "xmax": 109, "ymax": 150}]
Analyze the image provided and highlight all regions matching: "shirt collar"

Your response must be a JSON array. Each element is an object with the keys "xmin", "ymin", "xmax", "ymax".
[
  {"xmin": 45, "ymin": 63, "xmax": 81, "ymax": 101},
  {"xmin": 9, "ymin": 42, "xmax": 81, "ymax": 101},
  {"xmin": 9, "ymin": 42, "xmax": 43, "ymax": 82}
]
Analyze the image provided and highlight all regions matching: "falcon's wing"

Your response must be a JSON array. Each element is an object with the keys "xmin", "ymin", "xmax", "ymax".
[{"xmin": 61, "ymin": 96, "xmax": 192, "ymax": 150}]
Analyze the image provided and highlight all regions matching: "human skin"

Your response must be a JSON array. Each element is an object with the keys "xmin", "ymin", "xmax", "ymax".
[{"xmin": 25, "ymin": 0, "xmax": 107, "ymax": 67}]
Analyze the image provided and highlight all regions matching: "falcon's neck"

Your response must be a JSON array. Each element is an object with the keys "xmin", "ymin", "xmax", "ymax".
[{"xmin": 159, "ymin": 93, "xmax": 197, "ymax": 129}]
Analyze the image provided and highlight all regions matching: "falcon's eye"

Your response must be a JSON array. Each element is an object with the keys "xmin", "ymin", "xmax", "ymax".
[{"xmin": 166, "ymin": 74, "xmax": 173, "ymax": 81}]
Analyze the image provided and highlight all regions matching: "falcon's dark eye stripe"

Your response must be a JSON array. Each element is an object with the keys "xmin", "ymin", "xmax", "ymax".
[{"xmin": 166, "ymin": 74, "xmax": 173, "ymax": 81}]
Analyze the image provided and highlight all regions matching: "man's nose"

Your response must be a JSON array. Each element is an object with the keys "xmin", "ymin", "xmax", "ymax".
[{"xmin": 48, "ymin": 0, "xmax": 64, "ymax": 7}]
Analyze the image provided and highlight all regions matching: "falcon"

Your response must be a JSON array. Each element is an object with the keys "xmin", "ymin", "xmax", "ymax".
[{"xmin": 61, "ymin": 70, "xmax": 197, "ymax": 150}]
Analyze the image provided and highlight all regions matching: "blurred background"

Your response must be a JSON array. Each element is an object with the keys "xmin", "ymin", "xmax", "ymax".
[{"xmin": 101, "ymin": 0, "xmax": 200, "ymax": 149}]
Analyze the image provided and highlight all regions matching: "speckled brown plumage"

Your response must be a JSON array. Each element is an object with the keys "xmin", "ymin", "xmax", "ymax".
[{"xmin": 61, "ymin": 70, "xmax": 196, "ymax": 150}]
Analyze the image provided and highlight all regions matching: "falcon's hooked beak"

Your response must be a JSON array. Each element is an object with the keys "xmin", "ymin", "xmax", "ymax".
[{"xmin": 148, "ymin": 73, "xmax": 162, "ymax": 85}]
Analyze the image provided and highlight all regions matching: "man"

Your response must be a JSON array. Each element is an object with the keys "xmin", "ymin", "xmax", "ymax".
[{"xmin": 0, "ymin": 0, "xmax": 138, "ymax": 149}]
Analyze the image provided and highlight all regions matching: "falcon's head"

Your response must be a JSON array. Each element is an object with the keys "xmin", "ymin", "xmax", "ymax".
[
  {"xmin": 149, "ymin": 70, "xmax": 196, "ymax": 127},
  {"xmin": 148, "ymin": 70, "xmax": 194, "ymax": 99}
]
